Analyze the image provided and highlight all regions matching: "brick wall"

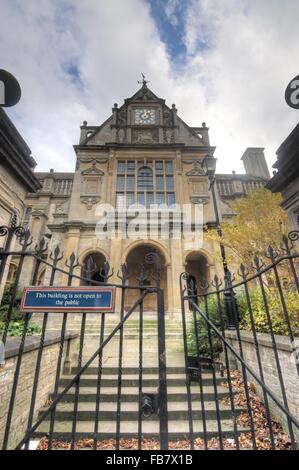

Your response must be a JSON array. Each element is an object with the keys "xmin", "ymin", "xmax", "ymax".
[
  {"xmin": 225, "ymin": 330, "xmax": 299, "ymax": 441},
  {"xmin": 0, "ymin": 333, "xmax": 77, "ymax": 449}
]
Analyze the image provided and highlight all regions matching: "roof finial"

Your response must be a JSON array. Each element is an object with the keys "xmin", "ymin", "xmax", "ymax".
[{"xmin": 138, "ymin": 72, "xmax": 149, "ymax": 87}]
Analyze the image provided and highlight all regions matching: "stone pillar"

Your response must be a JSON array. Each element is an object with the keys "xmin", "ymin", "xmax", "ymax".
[
  {"xmin": 18, "ymin": 210, "xmax": 48, "ymax": 289},
  {"xmin": 62, "ymin": 227, "xmax": 81, "ymax": 286},
  {"xmin": 170, "ymin": 239, "xmax": 184, "ymax": 314},
  {"xmin": 109, "ymin": 238, "xmax": 124, "ymax": 314},
  {"xmin": 166, "ymin": 263, "xmax": 174, "ymax": 317}
]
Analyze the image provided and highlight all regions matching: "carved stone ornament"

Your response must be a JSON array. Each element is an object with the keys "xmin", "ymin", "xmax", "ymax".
[
  {"xmin": 132, "ymin": 86, "xmax": 156, "ymax": 101},
  {"xmin": 186, "ymin": 161, "xmax": 205, "ymax": 176},
  {"xmin": 79, "ymin": 157, "xmax": 108, "ymax": 164},
  {"xmin": 55, "ymin": 203, "xmax": 67, "ymax": 214},
  {"xmin": 190, "ymin": 196, "xmax": 209, "ymax": 205},
  {"xmin": 163, "ymin": 108, "xmax": 173, "ymax": 126},
  {"xmin": 81, "ymin": 161, "xmax": 105, "ymax": 175},
  {"xmin": 117, "ymin": 128, "xmax": 126, "ymax": 143},
  {"xmin": 80, "ymin": 196, "xmax": 100, "ymax": 210},
  {"xmin": 132, "ymin": 128, "xmax": 158, "ymax": 144},
  {"xmin": 32, "ymin": 208, "xmax": 47, "ymax": 218},
  {"xmin": 164, "ymin": 128, "xmax": 174, "ymax": 144},
  {"xmin": 117, "ymin": 106, "xmax": 128, "ymax": 126}
]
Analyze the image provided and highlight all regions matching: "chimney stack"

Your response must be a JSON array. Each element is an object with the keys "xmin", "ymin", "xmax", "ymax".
[{"xmin": 241, "ymin": 147, "xmax": 270, "ymax": 179}]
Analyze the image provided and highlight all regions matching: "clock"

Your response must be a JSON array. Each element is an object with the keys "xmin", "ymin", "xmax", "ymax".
[{"xmin": 134, "ymin": 109, "xmax": 156, "ymax": 124}]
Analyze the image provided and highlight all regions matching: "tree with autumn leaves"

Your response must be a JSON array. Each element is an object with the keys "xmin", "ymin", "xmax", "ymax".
[{"xmin": 205, "ymin": 187, "xmax": 290, "ymax": 269}]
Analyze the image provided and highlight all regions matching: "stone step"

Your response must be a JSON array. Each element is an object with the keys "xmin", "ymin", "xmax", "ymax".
[
  {"xmin": 38, "ymin": 406, "xmax": 244, "ymax": 422},
  {"xmin": 56, "ymin": 383, "xmax": 230, "ymax": 394},
  {"xmin": 46, "ymin": 401, "xmax": 241, "ymax": 412},
  {"xmin": 81, "ymin": 333, "xmax": 182, "ymax": 339},
  {"xmin": 58, "ymin": 376, "xmax": 223, "ymax": 388},
  {"xmin": 53, "ymin": 387, "xmax": 232, "ymax": 403},
  {"xmin": 66, "ymin": 366, "xmax": 188, "ymax": 375},
  {"xmin": 35, "ymin": 419, "xmax": 248, "ymax": 437},
  {"xmin": 62, "ymin": 370, "xmax": 214, "ymax": 379}
]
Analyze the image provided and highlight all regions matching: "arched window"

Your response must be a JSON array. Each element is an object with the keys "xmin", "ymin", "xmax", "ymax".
[
  {"xmin": 80, "ymin": 252, "xmax": 107, "ymax": 286},
  {"xmin": 6, "ymin": 263, "xmax": 18, "ymax": 287},
  {"xmin": 138, "ymin": 166, "xmax": 153, "ymax": 191}
]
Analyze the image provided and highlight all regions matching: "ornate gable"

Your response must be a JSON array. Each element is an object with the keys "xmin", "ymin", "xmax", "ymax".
[
  {"xmin": 79, "ymin": 79, "xmax": 209, "ymax": 147},
  {"xmin": 127, "ymin": 83, "xmax": 161, "ymax": 102}
]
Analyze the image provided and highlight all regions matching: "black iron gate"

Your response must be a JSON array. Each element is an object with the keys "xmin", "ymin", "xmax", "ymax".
[
  {"xmin": 180, "ymin": 233, "xmax": 299, "ymax": 450},
  {"xmin": 0, "ymin": 221, "xmax": 168, "ymax": 450},
  {"xmin": 1, "ymin": 218, "xmax": 299, "ymax": 450}
]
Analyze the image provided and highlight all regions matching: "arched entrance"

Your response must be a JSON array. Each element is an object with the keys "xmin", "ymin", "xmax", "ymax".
[
  {"xmin": 125, "ymin": 244, "xmax": 168, "ymax": 313},
  {"xmin": 185, "ymin": 251, "xmax": 210, "ymax": 308},
  {"xmin": 80, "ymin": 252, "xmax": 107, "ymax": 285}
]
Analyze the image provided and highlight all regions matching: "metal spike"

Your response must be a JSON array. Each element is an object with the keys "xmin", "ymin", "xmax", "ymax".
[
  {"xmin": 281, "ymin": 234, "xmax": 292, "ymax": 254},
  {"xmin": 117, "ymin": 262, "xmax": 129, "ymax": 281},
  {"xmin": 35, "ymin": 237, "xmax": 48, "ymax": 256},
  {"xmin": 253, "ymin": 255, "xmax": 261, "ymax": 268},
  {"xmin": 212, "ymin": 275, "xmax": 222, "ymax": 289},
  {"xmin": 102, "ymin": 261, "xmax": 110, "ymax": 283},
  {"xmin": 198, "ymin": 276, "xmax": 209, "ymax": 291},
  {"xmin": 136, "ymin": 264, "xmax": 146, "ymax": 284},
  {"xmin": 266, "ymin": 245, "xmax": 278, "ymax": 261}
]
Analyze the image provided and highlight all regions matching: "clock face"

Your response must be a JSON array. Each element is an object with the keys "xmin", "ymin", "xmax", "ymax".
[{"xmin": 134, "ymin": 109, "xmax": 156, "ymax": 124}]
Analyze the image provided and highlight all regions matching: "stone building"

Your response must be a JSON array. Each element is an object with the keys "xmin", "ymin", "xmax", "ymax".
[
  {"xmin": 0, "ymin": 108, "xmax": 40, "ymax": 296},
  {"xmin": 267, "ymin": 121, "xmax": 299, "ymax": 229},
  {"xmin": 13, "ymin": 81, "xmax": 269, "ymax": 315}
]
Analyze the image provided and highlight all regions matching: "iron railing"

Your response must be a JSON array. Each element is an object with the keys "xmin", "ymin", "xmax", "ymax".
[
  {"xmin": 1, "ymin": 217, "xmax": 299, "ymax": 450},
  {"xmin": 0, "ymin": 223, "xmax": 168, "ymax": 450},
  {"xmin": 180, "ymin": 233, "xmax": 299, "ymax": 450}
]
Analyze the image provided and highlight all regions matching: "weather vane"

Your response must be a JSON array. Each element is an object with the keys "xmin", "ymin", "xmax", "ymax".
[{"xmin": 138, "ymin": 73, "xmax": 149, "ymax": 86}]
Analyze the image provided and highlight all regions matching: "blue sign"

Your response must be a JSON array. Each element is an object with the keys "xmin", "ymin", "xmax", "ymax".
[{"xmin": 21, "ymin": 287, "xmax": 115, "ymax": 313}]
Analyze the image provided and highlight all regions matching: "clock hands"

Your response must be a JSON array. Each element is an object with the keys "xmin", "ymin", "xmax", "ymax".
[{"xmin": 135, "ymin": 109, "xmax": 155, "ymax": 123}]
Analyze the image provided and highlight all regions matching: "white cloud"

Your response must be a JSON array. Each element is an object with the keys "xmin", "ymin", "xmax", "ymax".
[{"xmin": 0, "ymin": 0, "xmax": 298, "ymax": 175}]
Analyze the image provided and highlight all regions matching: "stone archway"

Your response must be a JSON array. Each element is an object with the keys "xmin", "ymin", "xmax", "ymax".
[
  {"xmin": 80, "ymin": 251, "xmax": 107, "ymax": 285},
  {"xmin": 185, "ymin": 251, "xmax": 210, "ymax": 305},
  {"xmin": 125, "ymin": 243, "xmax": 168, "ymax": 313}
]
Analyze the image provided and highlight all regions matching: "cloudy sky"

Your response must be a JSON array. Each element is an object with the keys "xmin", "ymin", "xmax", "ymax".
[{"xmin": 0, "ymin": 0, "xmax": 298, "ymax": 173}]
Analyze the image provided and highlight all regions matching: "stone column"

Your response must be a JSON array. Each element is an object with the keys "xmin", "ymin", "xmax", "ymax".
[
  {"xmin": 166, "ymin": 263, "xmax": 174, "ymax": 317},
  {"xmin": 169, "ymin": 239, "xmax": 184, "ymax": 314},
  {"xmin": 62, "ymin": 227, "xmax": 81, "ymax": 286},
  {"xmin": 18, "ymin": 210, "xmax": 48, "ymax": 289}
]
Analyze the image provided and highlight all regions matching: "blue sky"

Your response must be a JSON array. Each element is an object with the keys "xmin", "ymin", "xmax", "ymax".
[
  {"xmin": 0, "ymin": 0, "xmax": 298, "ymax": 174},
  {"xmin": 148, "ymin": 0, "xmax": 187, "ymax": 61}
]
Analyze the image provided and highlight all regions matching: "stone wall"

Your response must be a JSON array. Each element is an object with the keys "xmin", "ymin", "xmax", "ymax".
[
  {"xmin": 225, "ymin": 330, "xmax": 299, "ymax": 441},
  {"xmin": 0, "ymin": 332, "xmax": 77, "ymax": 449}
]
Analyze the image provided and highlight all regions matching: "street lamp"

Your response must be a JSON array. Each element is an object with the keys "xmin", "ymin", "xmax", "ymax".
[{"xmin": 202, "ymin": 155, "xmax": 237, "ymax": 329}]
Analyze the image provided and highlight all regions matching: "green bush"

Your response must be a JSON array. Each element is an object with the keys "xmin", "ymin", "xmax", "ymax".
[
  {"xmin": 0, "ymin": 320, "xmax": 41, "ymax": 336},
  {"xmin": 0, "ymin": 289, "xmax": 41, "ymax": 336},
  {"xmin": 187, "ymin": 287, "xmax": 299, "ymax": 359},
  {"xmin": 239, "ymin": 288, "xmax": 299, "ymax": 337},
  {"xmin": 0, "ymin": 289, "xmax": 23, "ymax": 322},
  {"xmin": 187, "ymin": 296, "xmax": 227, "ymax": 358}
]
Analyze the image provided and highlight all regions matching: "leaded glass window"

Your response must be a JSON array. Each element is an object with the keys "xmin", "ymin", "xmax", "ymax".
[
  {"xmin": 138, "ymin": 166, "xmax": 153, "ymax": 190},
  {"xmin": 115, "ymin": 159, "xmax": 175, "ymax": 208}
]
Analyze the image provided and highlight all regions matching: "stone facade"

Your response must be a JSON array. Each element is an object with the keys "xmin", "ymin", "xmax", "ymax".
[
  {"xmin": 0, "ymin": 108, "xmax": 40, "ymax": 298},
  {"xmin": 0, "ymin": 333, "xmax": 77, "ymax": 449},
  {"xmin": 267, "ymin": 121, "xmax": 299, "ymax": 229},
  {"xmin": 16, "ymin": 82, "xmax": 269, "ymax": 316}
]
